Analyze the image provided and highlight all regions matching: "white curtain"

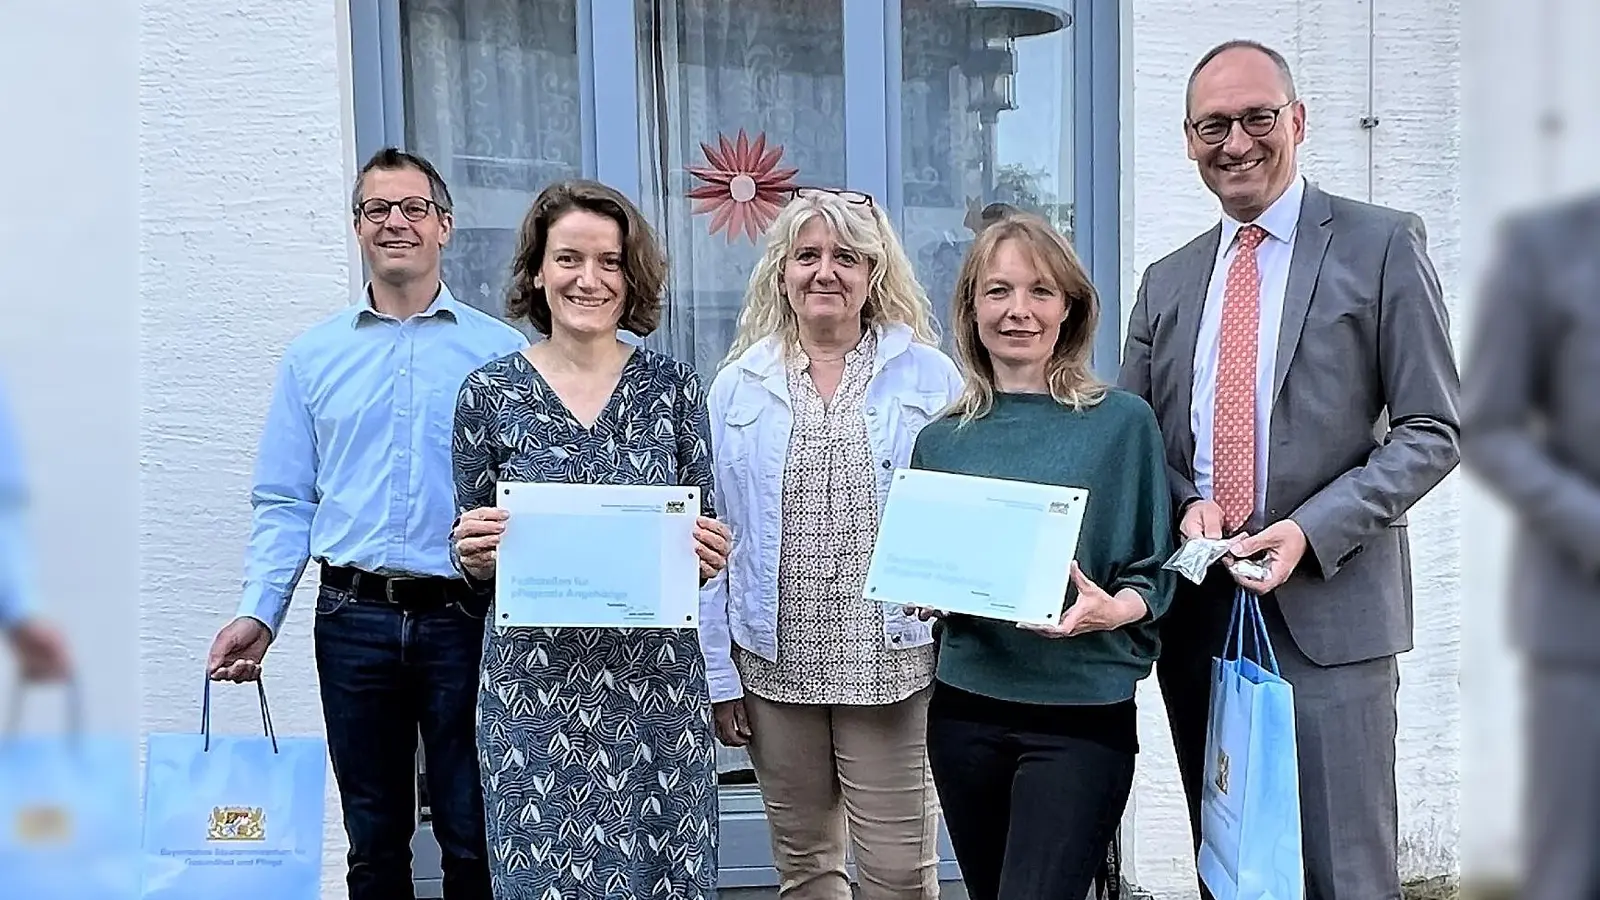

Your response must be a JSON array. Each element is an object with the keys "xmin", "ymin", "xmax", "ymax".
[{"xmin": 403, "ymin": 0, "xmax": 585, "ymax": 321}]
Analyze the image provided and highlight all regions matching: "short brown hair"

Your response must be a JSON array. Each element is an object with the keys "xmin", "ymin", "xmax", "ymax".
[
  {"xmin": 505, "ymin": 180, "xmax": 665, "ymax": 336},
  {"xmin": 351, "ymin": 148, "xmax": 452, "ymax": 217},
  {"xmin": 948, "ymin": 212, "xmax": 1105, "ymax": 421}
]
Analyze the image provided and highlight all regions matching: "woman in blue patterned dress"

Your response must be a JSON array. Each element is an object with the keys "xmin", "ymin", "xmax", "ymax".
[{"xmin": 448, "ymin": 179, "xmax": 733, "ymax": 899}]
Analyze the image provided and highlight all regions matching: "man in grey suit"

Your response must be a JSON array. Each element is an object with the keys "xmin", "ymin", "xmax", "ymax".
[
  {"xmin": 1462, "ymin": 192, "xmax": 1600, "ymax": 900},
  {"xmin": 1119, "ymin": 40, "xmax": 1460, "ymax": 900}
]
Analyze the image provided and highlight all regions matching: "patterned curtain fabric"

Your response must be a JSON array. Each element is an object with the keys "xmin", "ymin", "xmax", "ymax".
[
  {"xmin": 403, "ymin": 0, "xmax": 584, "ymax": 328},
  {"xmin": 634, "ymin": 0, "xmax": 849, "ymax": 384}
]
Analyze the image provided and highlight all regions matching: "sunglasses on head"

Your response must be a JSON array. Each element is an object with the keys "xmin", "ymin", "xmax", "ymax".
[{"xmin": 786, "ymin": 186, "xmax": 874, "ymax": 208}]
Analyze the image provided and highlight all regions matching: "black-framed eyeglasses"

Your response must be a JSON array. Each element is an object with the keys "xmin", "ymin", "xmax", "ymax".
[
  {"xmin": 355, "ymin": 196, "xmax": 446, "ymax": 224},
  {"xmin": 787, "ymin": 186, "xmax": 874, "ymax": 208},
  {"xmin": 1186, "ymin": 102, "xmax": 1294, "ymax": 145}
]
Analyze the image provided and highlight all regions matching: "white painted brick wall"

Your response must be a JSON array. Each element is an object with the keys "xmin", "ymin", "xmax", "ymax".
[{"xmin": 138, "ymin": 2, "xmax": 357, "ymax": 896}]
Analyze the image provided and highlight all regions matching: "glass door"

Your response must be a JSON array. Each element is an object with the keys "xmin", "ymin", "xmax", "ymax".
[
  {"xmin": 399, "ymin": 0, "xmax": 588, "ymax": 325},
  {"xmin": 896, "ymin": 0, "xmax": 1079, "ymax": 349},
  {"xmin": 623, "ymin": 0, "xmax": 1102, "ymax": 888}
]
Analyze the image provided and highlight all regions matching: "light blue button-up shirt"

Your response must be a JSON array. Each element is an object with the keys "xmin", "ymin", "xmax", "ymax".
[
  {"xmin": 0, "ymin": 376, "xmax": 36, "ymax": 628},
  {"xmin": 238, "ymin": 284, "xmax": 528, "ymax": 636}
]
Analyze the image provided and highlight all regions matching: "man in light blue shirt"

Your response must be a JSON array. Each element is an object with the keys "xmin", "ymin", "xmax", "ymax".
[
  {"xmin": 0, "ymin": 376, "xmax": 69, "ymax": 681},
  {"xmin": 206, "ymin": 148, "xmax": 526, "ymax": 900}
]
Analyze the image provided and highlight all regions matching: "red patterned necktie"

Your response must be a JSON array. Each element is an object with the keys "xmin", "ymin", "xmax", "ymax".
[{"xmin": 1212, "ymin": 224, "xmax": 1268, "ymax": 535}]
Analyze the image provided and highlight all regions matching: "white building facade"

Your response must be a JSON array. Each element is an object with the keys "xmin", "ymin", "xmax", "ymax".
[{"xmin": 2, "ymin": 0, "xmax": 1468, "ymax": 896}]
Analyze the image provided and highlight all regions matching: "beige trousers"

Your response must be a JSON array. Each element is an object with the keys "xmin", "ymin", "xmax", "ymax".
[{"xmin": 742, "ymin": 687, "xmax": 941, "ymax": 899}]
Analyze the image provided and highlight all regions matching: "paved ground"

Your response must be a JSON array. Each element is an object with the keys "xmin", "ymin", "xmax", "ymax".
[
  {"xmin": 720, "ymin": 887, "xmax": 969, "ymax": 899},
  {"xmin": 719, "ymin": 878, "xmax": 1465, "ymax": 900},
  {"xmin": 718, "ymin": 875, "xmax": 1465, "ymax": 899}
]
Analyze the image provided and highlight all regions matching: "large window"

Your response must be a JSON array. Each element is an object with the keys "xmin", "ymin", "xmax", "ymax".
[
  {"xmin": 353, "ymin": 0, "xmax": 1120, "ymax": 891},
  {"xmin": 352, "ymin": 0, "xmax": 1119, "ymax": 377}
]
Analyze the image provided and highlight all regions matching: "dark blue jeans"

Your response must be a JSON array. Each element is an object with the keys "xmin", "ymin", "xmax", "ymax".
[{"xmin": 313, "ymin": 584, "xmax": 491, "ymax": 900}]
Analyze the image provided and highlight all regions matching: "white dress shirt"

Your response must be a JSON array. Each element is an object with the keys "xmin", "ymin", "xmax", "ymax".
[{"xmin": 1191, "ymin": 174, "xmax": 1306, "ymax": 516}]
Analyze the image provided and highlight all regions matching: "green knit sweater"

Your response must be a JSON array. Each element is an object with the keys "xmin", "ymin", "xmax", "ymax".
[{"xmin": 910, "ymin": 388, "xmax": 1176, "ymax": 705}]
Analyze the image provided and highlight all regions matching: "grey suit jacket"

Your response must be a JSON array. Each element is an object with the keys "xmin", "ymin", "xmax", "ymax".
[
  {"xmin": 1119, "ymin": 183, "xmax": 1461, "ymax": 667},
  {"xmin": 1462, "ymin": 193, "xmax": 1600, "ymax": 664}
]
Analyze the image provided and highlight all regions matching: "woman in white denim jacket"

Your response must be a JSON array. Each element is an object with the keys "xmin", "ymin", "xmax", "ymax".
[{"xmin": 699, "ymin": 188, "xmax": 963, "ymax": 900}]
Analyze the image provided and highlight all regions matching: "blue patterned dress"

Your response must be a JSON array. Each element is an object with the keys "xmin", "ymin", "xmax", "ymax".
[{"xmin": 451, "ymin": 348, "xmax": 717, "ymax": 899}]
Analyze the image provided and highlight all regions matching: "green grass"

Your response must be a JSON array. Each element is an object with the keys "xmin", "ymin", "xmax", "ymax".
[{"xmin": 1404, "ymin": 876, "xmax": 1459, "ymax": 900}]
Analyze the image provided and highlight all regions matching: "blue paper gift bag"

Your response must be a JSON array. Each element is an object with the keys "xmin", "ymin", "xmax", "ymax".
[
  {"xmin": 139, "ymin": 677, "xmax": 327, "ymax": 900},
  {"xmin": 1197, "ymin": 589, "xmax": 1304, "ymax": 900},
  {"xmin": 0, "ymin": 682, "xmax": 140, "ymax": 899}
]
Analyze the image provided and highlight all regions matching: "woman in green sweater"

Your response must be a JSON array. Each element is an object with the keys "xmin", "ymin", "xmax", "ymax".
[{"xmin": 910, "ymin": 213, "xmax": 1175, "ymax": 900}]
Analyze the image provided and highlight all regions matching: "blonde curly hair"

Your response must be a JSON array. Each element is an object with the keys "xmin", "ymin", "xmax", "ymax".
[{"xmin": 723, "ymin": 191, "xmax": 939, "ymax": 363}]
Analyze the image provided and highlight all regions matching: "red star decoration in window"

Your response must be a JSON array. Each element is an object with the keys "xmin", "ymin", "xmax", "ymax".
[{"xmin": 686, "ymin": 129, "xmax": 800, "ymax": 243}]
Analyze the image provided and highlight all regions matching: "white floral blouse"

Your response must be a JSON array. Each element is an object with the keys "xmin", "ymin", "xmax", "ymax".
[{"xmin": 734, "ymin": 329, "xmax": 936, "ymax": 705}]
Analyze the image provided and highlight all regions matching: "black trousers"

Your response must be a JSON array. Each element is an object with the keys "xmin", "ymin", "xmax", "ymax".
[{"xmin": 926, "ymin": 685, "xmax": 1136, "ymax": 900}]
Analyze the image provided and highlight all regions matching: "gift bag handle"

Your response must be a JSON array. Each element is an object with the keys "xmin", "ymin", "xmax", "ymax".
[
  {"xmin": 1223, "ymin": 588, "xmax": 1281, "ymax": 677},
  {"xmin": 1222, "ymin": 588, "xmax": 1250, "ymax": 659},
  {"xmin": 1246, "ymin": 590, "xmax": 1281, "ymax": 676},
  {"xmin": 1226, "ymin": 588, "xmax": 1266, "ymax": 665},
  {"xmin": 201, "ymin": 674, "xmax": 278, "ymax": 754},
  {"xmin": 2, "ymin": 676, "xmax": 84, "ymax": 739}
]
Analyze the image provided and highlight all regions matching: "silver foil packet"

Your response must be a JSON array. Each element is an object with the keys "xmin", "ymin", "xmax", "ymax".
[
  {"xmin": 1162, "ymin": 537, "xmax": 1233, "ymax": 584},
  {"xmin": 1228, "ymin": 558, "xmax": 1272, "ymax": 582}
]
